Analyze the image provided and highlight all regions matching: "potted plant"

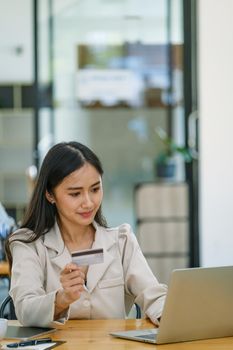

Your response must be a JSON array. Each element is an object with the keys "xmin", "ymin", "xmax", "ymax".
[{"xmin": 155, "ymin": 127, "xmax": 192, "ymax": 180}]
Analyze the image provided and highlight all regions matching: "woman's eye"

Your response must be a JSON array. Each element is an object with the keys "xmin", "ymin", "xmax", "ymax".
[
  {"xmin": 69, "ymin": 192, "xmax": 80, "ymax": 197},
  {"xmin": 92, "ymin": 187, "xmax": 100, "ymax": 193}
]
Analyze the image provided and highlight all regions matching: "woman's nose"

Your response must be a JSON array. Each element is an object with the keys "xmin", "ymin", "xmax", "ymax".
[{"xmin": 81, "ymin": 193, "xmax": 93, "ymax": 207}]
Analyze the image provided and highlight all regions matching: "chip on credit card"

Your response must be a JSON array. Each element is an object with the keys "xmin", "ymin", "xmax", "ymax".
[{"xmin": 71, "ymin": 248, "xmax": 104, "ymax": 266}]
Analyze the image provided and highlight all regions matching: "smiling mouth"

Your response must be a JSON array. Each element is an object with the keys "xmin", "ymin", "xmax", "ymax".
[{"xmin": 79, "ymin": 211, "xmax": 93, "ymax": 218}]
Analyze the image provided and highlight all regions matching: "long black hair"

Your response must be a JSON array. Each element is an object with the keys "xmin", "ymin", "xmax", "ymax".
[{"xmin": 6, "ymin": 141, "xmax": 107, "ymax": 267}]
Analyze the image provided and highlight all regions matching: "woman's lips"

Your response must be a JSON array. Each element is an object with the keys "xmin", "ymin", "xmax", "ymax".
[{"xmin": 78, "ymin": 211, "xmax": 93, "ymax": 219}]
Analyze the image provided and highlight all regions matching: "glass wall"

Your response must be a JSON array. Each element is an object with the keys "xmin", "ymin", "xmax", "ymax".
[
  {"xmin": 38, "ymin": 0, "xmax": 185, "ymax": 228},
  {"xmin": 0, "ymin": 0, "xmax": 34, "ymax": 221}
]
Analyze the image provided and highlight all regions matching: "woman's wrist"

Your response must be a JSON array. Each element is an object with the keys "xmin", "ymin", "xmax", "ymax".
[{"xmin": 55, "ymin": 290, "xmax": 70, "ymax": 314}]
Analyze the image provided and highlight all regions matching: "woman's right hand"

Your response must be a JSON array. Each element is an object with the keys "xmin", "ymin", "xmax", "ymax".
[{"xmin": 55, "ymin": 263, "xmax": 85, "ymax": 315}]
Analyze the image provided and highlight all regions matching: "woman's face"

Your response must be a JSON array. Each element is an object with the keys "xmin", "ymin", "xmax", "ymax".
[{"xmin": 48, "ymin": 163, "xmax": 103, "ymax": 228}]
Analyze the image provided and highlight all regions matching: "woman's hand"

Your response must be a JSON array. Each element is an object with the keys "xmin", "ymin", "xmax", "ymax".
[{"xmin": 54, "ymin": 263, "xmax": 85, "ymax": 317}]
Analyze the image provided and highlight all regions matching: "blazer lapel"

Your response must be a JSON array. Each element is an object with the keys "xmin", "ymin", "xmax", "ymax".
[
  {"xmin": 86, "ymin": 224, "xmax": 116, "ymax": 293},
  {"xmin": 43, "ymin": 222, "xmax": 71, "ymax": 270},
  {"xmin": 43, "ymin": 221, "xmax": 117, "ymax": 290}
]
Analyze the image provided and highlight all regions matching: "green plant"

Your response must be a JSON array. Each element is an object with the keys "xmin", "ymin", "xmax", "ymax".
[{"xmin": 155, "ymin": 127, "xmax": 192, "ymax": 164}]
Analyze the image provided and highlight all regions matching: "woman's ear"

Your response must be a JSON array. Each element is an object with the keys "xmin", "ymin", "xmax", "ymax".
[{"xmin": 45, "ymin": 190, "xmax": 55, "ymax": 204}]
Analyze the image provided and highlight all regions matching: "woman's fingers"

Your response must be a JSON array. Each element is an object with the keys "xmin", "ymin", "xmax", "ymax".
[
  {"xmin": 59, "ymin": 263, "xmax": 86, "ymax": 303},
  {"xmin": 59, "ymin": 281, "xmax": 85, "ymax": 305},
  {"xmin": 60, "ymin": 268, "xmax": 85, "ymax": 284},
  {"xmin": 62, "ymin": 263, "xmax": 81, "ymax": 273},
  {"xmin": 62, "ymin": 275, "xmax": 85, "ymax": 289}
]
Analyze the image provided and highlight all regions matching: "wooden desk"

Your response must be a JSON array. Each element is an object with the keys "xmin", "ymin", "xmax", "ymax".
[
  {"xmin": 0, "ymin": 261, "xmax": 10, "ymax": 276},
  {"xmin": 3, "ymin": 319, "xmax": 233, "ymax": 350}
]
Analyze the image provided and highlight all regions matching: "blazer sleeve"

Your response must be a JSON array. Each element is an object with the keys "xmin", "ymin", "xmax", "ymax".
[
  {"xmin": 118, "ymin": 223, "xmax": 167, "ymax": 324},
  {"xmin": 9, "ymin": 239, "xmax": 68, "ymax": 327}
]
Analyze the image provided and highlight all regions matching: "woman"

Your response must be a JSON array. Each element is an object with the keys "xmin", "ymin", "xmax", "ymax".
[{"xmin": 6, "ymin": 142, "xmax": 167, "ymax": 327}]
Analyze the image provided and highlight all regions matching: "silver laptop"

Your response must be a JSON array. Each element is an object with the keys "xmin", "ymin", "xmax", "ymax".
[{"xmin": 110, "ymin": 266, "xmax": 233, "ymax": 344}]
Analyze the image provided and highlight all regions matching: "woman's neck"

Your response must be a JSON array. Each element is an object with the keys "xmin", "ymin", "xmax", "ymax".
[{"xmin": 57, "ymin": 219, "xmax": 95, "ymax": 251}]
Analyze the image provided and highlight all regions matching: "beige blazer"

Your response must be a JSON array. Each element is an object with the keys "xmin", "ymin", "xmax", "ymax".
[{"xmin": 9, "ymin": 222, "xmax": 167, "ymax": 327}]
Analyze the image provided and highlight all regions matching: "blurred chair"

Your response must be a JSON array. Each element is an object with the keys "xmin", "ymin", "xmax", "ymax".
[
  {"xmin": 135, "ymin": 303, "xmax": 141, "ymax": 318},
  {"xmin": 0, "ymin": 295, "xmax": 16, "ymax": 319},
  {"xmin": 127, "ymin": 303, "xmax": 141, "ymax": 319}
]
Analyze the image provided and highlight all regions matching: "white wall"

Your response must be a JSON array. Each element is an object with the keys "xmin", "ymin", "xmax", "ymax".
[{"xmin": 198, "ymin": 0, "xmax": 233, "ymax": 266}]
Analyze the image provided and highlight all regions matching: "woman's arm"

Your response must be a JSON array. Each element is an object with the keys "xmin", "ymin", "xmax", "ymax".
[
  {"xmin": 10, "ymin": 240, "xmax": 57, "ymax": 326},
  {"xmin": 118, "ymin": 224, "xmax": 167, "ymax": 324},
  {"xmin": 10, "ymin": 241, "xmax": 85, "ymax": 326}
]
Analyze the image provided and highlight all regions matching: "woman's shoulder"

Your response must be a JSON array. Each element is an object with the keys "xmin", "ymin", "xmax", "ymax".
[
  {"xmin": 104, "ymin": 224, "xmax": 140, "ymax": 258},
  {"xmin": 9, "ymin": 227, "xmax": 44, "ymax": 248},
  {"xmin": 9, "ymin": 228, "xmax": 49, "ymax": 268},
  {"xmin": 102, "ymin": 223, "xmax": 135, "ymax": 241},
  {"xmin": 10, "ymin": 227, "xmax": 35, "ymax": 241},
  {"xmin": 102, "ymin": 222, "xmax": 131, "ymax": 232}
]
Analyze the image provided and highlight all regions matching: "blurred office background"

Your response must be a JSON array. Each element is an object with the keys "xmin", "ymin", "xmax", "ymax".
[{"xmin": 0, "ymin": 0, "xmax": 233, "ymax": 298}]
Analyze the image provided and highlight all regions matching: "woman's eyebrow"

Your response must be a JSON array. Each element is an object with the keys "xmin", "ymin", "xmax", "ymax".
[
  {"xmin": 90, "ymin": 181, "xmax": 101, "ymax": 187},
  {"xmin": 67, "ymin": 181, "xmax": 101, "ymax": 190}
]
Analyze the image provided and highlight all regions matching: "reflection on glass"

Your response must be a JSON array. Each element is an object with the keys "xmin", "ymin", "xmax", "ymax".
[{"xmin": 76, "ymin": 43, "xmax": 183, "ymax": 109}]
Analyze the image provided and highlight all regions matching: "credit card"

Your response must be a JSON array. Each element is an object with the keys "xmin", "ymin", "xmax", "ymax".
[{"xmin": 71, "ymin": 248, "xmax": 104, "ymax": 266}]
